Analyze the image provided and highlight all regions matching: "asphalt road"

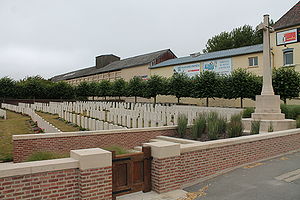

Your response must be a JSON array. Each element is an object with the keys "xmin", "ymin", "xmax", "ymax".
[{"xmin": 184, "ymin": 151, "xmax": 300, "ymax": 200}]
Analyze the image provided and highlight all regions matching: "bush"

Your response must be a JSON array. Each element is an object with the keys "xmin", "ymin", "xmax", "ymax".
[
  {"xmin": 227, "ymin": 114, "xmax": 244, "ymax": 138},
  {"xmin": 191, "ymin": 114, "xmax": 206, "ymax": 139},
  {"xmin": 296, "ymin": 116, "xmax": 300, "ymax": 128},
  {"xmin": 280, "ymin": 104, "xmax": 300, "ymax": 119},
  {"xmin": 250, "ymin": 120, "xmax": 260, "ymax": 134},
  {"xmin": 242, "ymin": 107, "xmax": 255, "ymax": 118},
  {"xmin": 103, "ymin": 146, "xmax": 130, "ymax": 155},
  {"xmin": 207, "ymin": 112, "xmax": 226, "ymax": 140},
  {"xmin": 26, "ymin": 151, "xmax": 68, "ymax": 162},
  {"xmin": 177, "ymin": 114, "xmax": 188, "ymax": 138}
]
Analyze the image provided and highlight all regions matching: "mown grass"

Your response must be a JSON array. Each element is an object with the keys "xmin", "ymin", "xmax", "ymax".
[
  {"xmin": 36, "ymin": 111, "xmax": 80, "ymax": 132},
  {"xmin": 26, "ymin": 151, "xmax": 69, "ymax": 162},
  {"xmin": 103, "ymin": 146, "xmax": 130, "ymax": 155},
  {"xmin": 0, "ymin": 111, "xmax": 34, "ymax": 162}
]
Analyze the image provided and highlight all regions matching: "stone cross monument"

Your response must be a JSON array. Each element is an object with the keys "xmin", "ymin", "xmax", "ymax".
[{"xmin": 242, "ymin": 15, "xmax": 296, "ymax": 132}]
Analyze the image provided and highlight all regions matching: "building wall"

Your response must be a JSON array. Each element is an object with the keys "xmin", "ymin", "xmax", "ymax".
[
  {"xmin": 271, "ymin": 25, "xmax": 300, "ymax": 72},
  {"xmin": 121, "ymin": 64, "xmax": 151, "ymax": 81}
]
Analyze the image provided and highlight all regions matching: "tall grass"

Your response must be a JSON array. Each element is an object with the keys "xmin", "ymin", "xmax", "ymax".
[
  {"xmin": 250, "ymin": 120, "xmax": 260, "ymax": 134},
  {"xmin": 26, "ymin": 151, "xmax": 68, "ymax": 162},
  {"xmin": 296, "ymin": 116, "xmax": 300, "ymax": 128},
  {"xmin": 227, "ymin": 114, "xmax": 244, "ymax": 138},
  {"xmin": 207, "ymin": 112, "xmax": 226, "ymax": 140},
  {"xmin": 242, "ymin": 107, "xmax": 255, "ymax": 118},
  {"xmin": 177, "ymin": 114, "xmax": 188, "ymax": 138},
  {"xmin": 191, "ymin": 114, "xmax": 206, "ymax": 139}
]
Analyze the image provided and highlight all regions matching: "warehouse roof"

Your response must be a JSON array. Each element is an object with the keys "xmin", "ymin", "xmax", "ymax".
[
  {"xmin": 149, "ymin": 44, "xmax": 263, "ymax": 69},
  {"xmin": 274, "ymin": 1, "xmax": 300, "ymax": 30},
  {"xmin": 51, "ymin": 49, "xmax": 172, "ymax": 81}
]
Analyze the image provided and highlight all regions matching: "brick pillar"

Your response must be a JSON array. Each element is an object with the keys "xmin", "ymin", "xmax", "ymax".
[
  {"xmin": 71, "ymin": 148, "xmax": 112, "ymax": 200},
  {"xmin": 145, "ymin": 141, "xmax": 181, "ymax": 193}
]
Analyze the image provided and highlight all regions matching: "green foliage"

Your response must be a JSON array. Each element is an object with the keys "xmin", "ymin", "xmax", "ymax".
[
  {"xmin": 273, "ymin": 68, "xmax": 300, "ymax": 104},
  {"xmin": 280, "ymin": 104, "xmax": 300, "ymax": 119},
  {"xmin": 226, "ymin": 69, "xmax": 262, "ymax": 108},
  {"xmin": 191, "ymin": 114, "xmax": 206, "ymax": 139},
  {"xmin": 128, "ymin": 77, "xmax": 145, "ymax": 103},
  {"xmin": 207, "ymin": 112, "xmax": 226, "ymax": 140},
  {"xmin": 103, "ymin": 146, "xmax": 130, "ymax": 155},
  {"xmin": 168, "ymin": 73, "xmax": 191, "ymax": 103},
  {"xmin": 0, "ymin": 77, "xmax": 16, "ymax": 99},
  {"xmin": 145, "ymin": 75, "xmax": 167, "ymax": 105},
  {"xmin": 111, "ymin": 79, "xmax": 127, "ymax": 99},
  {"xmin": 242, "ymin": 107, "xmax": 255, "ymax": 118},
  {"xmin": 20, "ymin": 76, "xmax": 52, "ymax": 99},
  {"xmin": 296, "ymin": 116, "xmax": 300, "ymax": 128},
  {"xmin": 26, "ymin": 151, "xmax": 68, "ymax": 161},
  {"xmin": 97, "ymin": 80, "xmax": 111, "ymax": 99},
  {"xmin": 203, "ymin": 25, "xmax": 263, "ymax": 53},
  {"xmin": 177, "ymin": 114, "xmax": 188, "ymax": 138},
  {"xmin": 227, "ymin": 114, "xmax": 244, "ymax": 138},
  {"xmin": 193, "ymin": 71, "xmax": 221, "ymax": 107},
  {"xmin": 250, "ymin": 120, "xmax": 260, "ymax": 134},
  {"xmin": 49, "ymin": 81, "xmax": 75, "ymax": 99},
  {"xmin": 75, "ymin": 82, "xmax": 91, "ymax": 99}
]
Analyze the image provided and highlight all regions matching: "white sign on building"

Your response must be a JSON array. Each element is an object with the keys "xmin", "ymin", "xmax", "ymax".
[
  {"xmin": 276, "ymin": 28, "xmax": 299, "ymax": 46},
  {"xmin": 173, "ymin": 63, "xmax": 200, "ymax": 77},
  {"xmin": 203, "ymin": 58, "xmax": 232, "ymax": 75}
]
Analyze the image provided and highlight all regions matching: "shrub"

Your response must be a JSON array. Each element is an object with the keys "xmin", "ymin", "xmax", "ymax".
[
  {"xmin": 103, "ymin": 146, "xmax": 130, "ymax": 155},
  {"xmin": 207, "ymin": 112, "xmax": 226, "ymax": 140},
  {"xmin": 242, "ymin": 107, "xmax": 255, "ymax": 118},
  {"xmin": 26, "ymin": 151, "xmax": 68, "ymax": 162},
  {"xmin": 296, "ymin": 116, "xmax": 300, "ymax": 128},
  {"xmin": 227, "ymin": 114, "xmax": 244, "ymax": 138},
  {"xmin": 177, "ymin": 114, "xmax": 188, "ymax": 138},
  {"xmin": 250, "ymin": 120, "xmax": 260, "ymax": 134},
  {"xmin": 191, "ymin": 114, "xmax": 206, "ymax": 139},
  {"xmin": 280, "ymin": 104, "xmax": 300, "ymax": 119}
]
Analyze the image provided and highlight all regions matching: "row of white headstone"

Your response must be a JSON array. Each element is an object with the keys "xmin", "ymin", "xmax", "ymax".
[
  {"xmin": 1, "ymin": 103, "xmax": 61, "ymax": 133},
  {"xmin": 26, "ymin": 101, "xmax": 243, "ymax": 129},
  {"xmin": 0, "ymin": 108, "xmax": 6, "ymax": 119}
]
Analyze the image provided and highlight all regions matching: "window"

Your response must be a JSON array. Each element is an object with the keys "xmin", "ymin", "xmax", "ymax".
[
  {"xmin": 248, "ymin": 57, "xmax": 258, "ymax": 66},
  {"xmin": 283, "ymin": 48, "xmax": 294, "ymax": 66}
]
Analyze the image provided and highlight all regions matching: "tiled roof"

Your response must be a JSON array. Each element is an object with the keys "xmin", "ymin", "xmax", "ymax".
[
  {"xmin": 274, "ymin": 1, "xmax": 300, "ymax": 30},
  {"xmin": 150, "ymin": 44, "xmax": 263, "ymax": 69},
  {"xmin": 51, "ymin": 49, "xmax": 171, "ymax": 81}
]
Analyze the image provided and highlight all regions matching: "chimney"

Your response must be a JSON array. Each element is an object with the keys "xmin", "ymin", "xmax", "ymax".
[{"xmin": 95, "ymin": 54, "xmax": 120, "ymax": 69}]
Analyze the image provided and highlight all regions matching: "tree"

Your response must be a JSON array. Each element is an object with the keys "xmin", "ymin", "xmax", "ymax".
[
  {"xmin": 144, "ymin": 75, "xmax": 167, "ymax": 106},
  {"xmin": 226, "ymin": 69, "xmax": 262, "ymax": 108},
  {"xmin": 88, "ymin": 82, "xmax": 98, "ymax": 100},
  {"xmin": 111, "ymin": 79, "xmax": 127, "ymax": 100},
  {"xmin": 97, "ymin": 80, "xmax": 111, "ymax": 100},
  {"xmin": 273, "ymin": 68, "xmax": 300, "ymax": 104},
  {"xmin": 203, "ymin": 25, "xmax": 263, "ymax": 53},
  {"xmin": 168, "ymin": 73, "xmax": 191, "ymax": 104},
  {"xmin": 192, "ymin": 71, "xmax": 221, "ymax": 107},
  {"xmin": 49, "ymin": 81, "xmax": 74, "ymax": 99},
  {"xmin": 20, "ymin": 76, "xmax": 51, "ymax": 99},
  {"xmin": 0, "ymin": 77, "xmax": 16, "ymax": 101},
  {"xmin": 75, "ymin": 82, "xmax": 91, "ymax": 99},
  {"xmin": 128, "ymin": 77, "xmax": 145, "ymax": 103}
]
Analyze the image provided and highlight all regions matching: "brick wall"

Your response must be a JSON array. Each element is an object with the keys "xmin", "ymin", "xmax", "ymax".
[
  {"xmin": 79, "ymin": 167, "xmax": 112, "ymax": 200},
  {"xmin": 0, "ymin": 168, "xmax": 79, "ymax": 199},
  {"xmin": 14, "ymin": 128, "xmax": 176, "ymax": 162},
  {"xmin": 151, "ymin": 131, "xmax": 300, "ymax": 193}
]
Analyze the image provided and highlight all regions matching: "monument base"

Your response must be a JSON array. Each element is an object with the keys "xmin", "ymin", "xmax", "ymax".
[{"xmin": 242, "ymin": 118, "xmax": 296, "ymax": 133}]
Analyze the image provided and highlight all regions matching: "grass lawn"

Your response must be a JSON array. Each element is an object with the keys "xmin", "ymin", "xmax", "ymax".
[
  {"xmin": 36, "ymin": 111, "xmax": 81, "ymax": 132},
  {"xmin": 0, "ymin": 110, "xmax": 34, "ymax": 162}
]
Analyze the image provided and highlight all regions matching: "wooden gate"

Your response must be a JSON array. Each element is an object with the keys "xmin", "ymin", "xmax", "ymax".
[{"xmin": 112, "ymin": 146, "xmax": 152, "ymax": 199}]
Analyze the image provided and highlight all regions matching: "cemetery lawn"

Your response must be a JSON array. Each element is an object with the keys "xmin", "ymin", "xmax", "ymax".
[
  {"xmin": 36, "ymin": 111, "xmax": 81, "ymax": 132},
  {"xmin": 0, "ymin": 111, "xmax": 33, "ymax": 162}
]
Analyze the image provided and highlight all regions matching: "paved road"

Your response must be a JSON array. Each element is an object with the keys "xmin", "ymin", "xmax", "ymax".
[{"xmin": 184, "ymin": 151, "xmax": 300, "ymax": 200}]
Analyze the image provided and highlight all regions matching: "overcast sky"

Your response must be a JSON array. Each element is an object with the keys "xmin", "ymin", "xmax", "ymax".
[{"xmin": 0, "ymin": 0, "xmax": 299, "ymax": 80}]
